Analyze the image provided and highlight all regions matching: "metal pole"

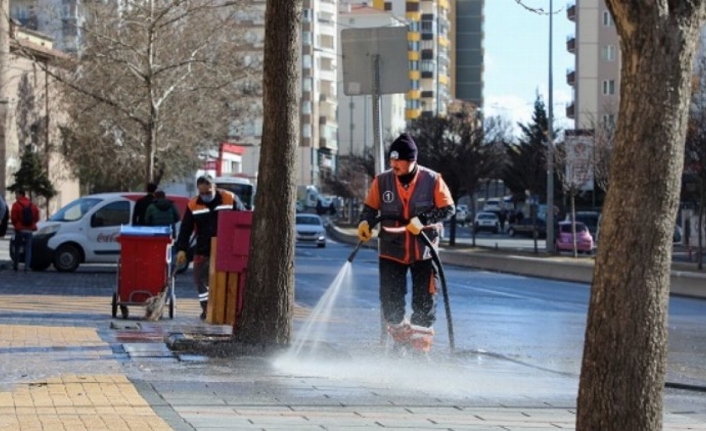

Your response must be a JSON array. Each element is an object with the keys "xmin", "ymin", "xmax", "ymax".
[
  {"xmin": 372, "ymin": 55, "xmax": 384, "ymax": 175},
  {"xmin": 372, "ymin": 54, "xmax": 387, "ymax": 344},
  {"xmin": 546, "ymin": 0, "xmax": 556, "ymax": 253}
]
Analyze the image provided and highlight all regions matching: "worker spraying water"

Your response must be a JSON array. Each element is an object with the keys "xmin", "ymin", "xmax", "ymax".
[{"xmin": 357, "ymin": 133, "xmax": 455, "ymax": 355}]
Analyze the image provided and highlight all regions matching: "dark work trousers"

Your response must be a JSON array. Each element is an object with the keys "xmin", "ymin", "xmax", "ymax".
[
  {"xmin": 379, "ymin": 257, "xmax": 438, "ymax": 328},
  {"xmin": 193, "ymin": 255, "xmax": 210, "ymax": 312}
]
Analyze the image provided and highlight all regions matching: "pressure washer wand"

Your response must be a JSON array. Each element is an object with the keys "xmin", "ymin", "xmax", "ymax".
[
  {"xmin": 347, "ymin": 241, "xmax": 364, "ymax": 263},
  {"xmin": 346, "ymin": 217, "xmax": 381, "ymax": 263}
]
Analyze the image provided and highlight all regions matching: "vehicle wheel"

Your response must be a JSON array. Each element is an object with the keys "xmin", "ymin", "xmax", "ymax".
[
  {"xmin": 53, "ymin": 244, "xmax": 81, "ymax": 272},
  {"xmin": 508, "ymin": 228, "xmax": 515, "ymax": 237},
  {"xmin": 120, "ymin": 305, "xmax": 129, "ymax": 319},
  {"xmin": 169, "ymin": 297, "xmax": 175, "ymax": 319},
  {"xmin": 492, "ymin": 228, "xmax": 498, "ymax": 234},
  {"xmin": 317, "ymin": 243, "xmax": 326, "ymax": 248},
  {"xmin": 111, "ymin": 293, "xmax": 118, "ymax": 318}
]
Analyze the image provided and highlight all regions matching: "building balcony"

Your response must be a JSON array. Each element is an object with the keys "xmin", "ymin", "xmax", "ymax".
[
  {"xmin": 567, "ymin": 36, "xmax": 575, "ymax": 54},
  {"xmin": 407, "ymin": 89, "xmax": 421, "ymax": 99},
  {"xmin": 408, "ymin": 50, "xmax": 420, "ymax": 61},
  {"xmin": 421, "ymin": 90, "xmax": 434, "ymax": 99},
  {"xmin": 405, "ymin": 108, "xmax": 421, "ymax": 120},
  {"xmin": 566, "ymin": 69, "xmax": 575, "ymax": 86},
  {"xmin": 567, "ymin": 3, "xmax": 576, "ymax": 21},
  {"xmin": 566, "ymin": 102, "xmax": 575, "ymax": 119},
  {"xmin": 421, "ymin": 49, "xmax": 434, "ymax": 60}
]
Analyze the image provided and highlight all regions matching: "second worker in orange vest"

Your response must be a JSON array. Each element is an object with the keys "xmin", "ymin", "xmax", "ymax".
[
  {"xmin": 176, "ymin": 175, "xmax": 245, "ymax": 320},
  {"xmin": 357, "ymin": 133, "xmax": 455, "ymax": 353}
]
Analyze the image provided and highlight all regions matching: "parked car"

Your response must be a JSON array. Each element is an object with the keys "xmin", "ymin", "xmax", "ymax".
[
  {"xmin": 564, "ymin": 211, "xmax": 600, "ymax": 238},
  {"xmin": 455, "ymin": 204, "xmax": 471, "ymax": 225},
  {"xmin": 474, "ymin": 211, "xmax": 500, "ymax": 234},
  {"xmin": 555, "ymin": 221, "xmax": 594, "ymax": 253},
  {"xmin": 295, "ymin": 214, "xmax": 327, "ymax": 248},
  {"xmin": 483, "ymin": 198, "xmax": 504, "ymax": 213},
  {"xmin": 11, "ymin": 192, "xmax": 190, "ymax": 272},
  {"xmin": 507, "ymin": 217, "xmax": 547, "ymax": 238}
]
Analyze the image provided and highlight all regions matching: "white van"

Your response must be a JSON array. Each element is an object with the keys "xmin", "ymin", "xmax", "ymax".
[{"xmin": 15, "ymin": 192, "xmax": 189, "ymax": 272}]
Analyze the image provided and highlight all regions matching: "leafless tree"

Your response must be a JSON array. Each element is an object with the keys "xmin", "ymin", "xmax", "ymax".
[
  {"xmin": 54, "ymin": 0, "xmax": 262, "ymax": 189},
  {"xmin": 555, "ymin": 136, "xmax": 594, "ymax": 257}
]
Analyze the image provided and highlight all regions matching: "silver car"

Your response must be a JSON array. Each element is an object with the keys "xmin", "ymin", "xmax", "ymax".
[{"xmin": 295, "ymin": 214, "xmax": 327, "ymax": 248}]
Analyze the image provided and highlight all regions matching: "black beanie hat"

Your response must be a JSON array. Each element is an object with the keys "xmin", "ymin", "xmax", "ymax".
[{"xmin": 388, "ymin": 133, "xmax": 418, "ymax": 161}]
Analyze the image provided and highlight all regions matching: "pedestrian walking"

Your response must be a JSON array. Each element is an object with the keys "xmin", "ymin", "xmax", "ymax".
[
  {"xmin": 144, "ymin": 190, "xmax": 180, "ymax": 237},
  {"xmin": 10, "ymin": 190, "xmax": 40, "ymax": 271},
  {"xmin": 357, "ymin": 133, "xmax": 455, "ymax": 353},
  {"xmin": 132, "ymin": 182, "xmax": 157, "ymax": 226},
  {"xmin": 174, "ymin": 175, "xmax": 245, "ymax": 320}
]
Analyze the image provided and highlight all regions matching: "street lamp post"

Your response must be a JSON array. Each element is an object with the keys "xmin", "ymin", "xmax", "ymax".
[{"xmin": 546, "ymin": 0, "xmax": 556, "ymax": 253}]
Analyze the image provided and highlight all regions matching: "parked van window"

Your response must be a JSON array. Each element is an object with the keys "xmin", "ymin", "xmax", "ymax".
[
  {"xmin": 50, "ymin": 197, "xmax": 101, "ymax": 222},
  {"xmin": 91, "ymin": 201, "xmax": 130, "ymax": 227}
]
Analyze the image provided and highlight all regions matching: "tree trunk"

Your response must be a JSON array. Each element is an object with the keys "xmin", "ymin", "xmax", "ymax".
[
  {"xmin": 237, "ymin": 0, "xmax": 300, "ymax": 345},
  {"xmin": 0, "ymin": 0, "xmax": 9, "ymax": 193},
  {"xmin": 577, "ymin": 2, "xmax": 706, "ymax": 430},
  {"xmin": 571, "ymin": 194, "xmax": 577, "ymax": 259}
]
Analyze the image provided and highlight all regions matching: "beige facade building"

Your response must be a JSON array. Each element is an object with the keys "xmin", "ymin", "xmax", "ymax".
[
  {"xmin": 567, "ymin": 0, "xmax": 620, "ymax": 130},
  {"xmin": 1, "ymin": 25, "xmax": 79, "ymax": 216}
]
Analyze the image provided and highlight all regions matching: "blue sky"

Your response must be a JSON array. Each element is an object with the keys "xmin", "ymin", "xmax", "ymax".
[{"xmin": 483, "ymin": 0, "xmax": 575, "ymax": 134}]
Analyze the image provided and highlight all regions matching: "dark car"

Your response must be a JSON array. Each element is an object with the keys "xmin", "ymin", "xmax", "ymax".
[{"xmin": 507, "ymin": 217, "xmax": 547, "ymax": 238}]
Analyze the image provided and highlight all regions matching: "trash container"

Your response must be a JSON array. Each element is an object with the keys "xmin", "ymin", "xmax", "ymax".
[{"xmin": 112, "ymin": 225, "xmax": 175, "ymax": 319}]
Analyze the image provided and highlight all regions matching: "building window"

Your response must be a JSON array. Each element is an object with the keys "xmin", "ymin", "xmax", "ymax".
[
  {"xmin": 410, "ymin": 80, "xmax": 420, "ymax": 89},
  {"xmin": 408, "ymin": 21, "xmax": 420, "ymax": 32},
  {"xmin": 603, "ymin": 11, "xmax": 613, "ymax": 27},
  {"xmin": 302, "ymin": 9, "xmax": 311, "ymax": 22},
  {"xmin": 302, "ymin": 124, "xmax": 312, "ymax": 138},
  {"xmin": 602, "ymin": 80, "xmax": 615, "ymax": 95},
  {"xmin": 421, "ymin": 40, "xmax": 434, "ymax": 50},
  {"xmin": 384, "ymin": 2, "xmax": 392, "ymax": 11},
  {"xmin": 408, "ymin": 41, "xmax": 419, "ymax": 51},
  {"xmin": 406, "ymin": 2, "xmax": 419, "ymax": 12},
  {"xmin": 421, "ymin": 60, "xmax": 435, "ymax": 72},
  {"xmin": 410, "ymin": 60, "xmax": 419, "ymax": 71},
  {"xmin": 602, "ymin": 114, "xmax": 616, "ymax": 128},
  {"xmin": 302, "ymin": 101, "xmax": 311, "ymax": 114},
  {"xmin": 601, "ymin": 45, "xmax": 616, "ymax": 61}
]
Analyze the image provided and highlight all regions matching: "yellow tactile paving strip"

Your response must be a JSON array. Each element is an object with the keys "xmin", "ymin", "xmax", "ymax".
[
  {"xmin": 0, "ymin": 295, "xmax": 203, "ymax": 316},
  {"xmin": 0, "ymin": 326, "xmax": 105, "ymax": 347},
  {"xmin": 0, "ymin": 326, "xmax": 172, "ymax": 431}
]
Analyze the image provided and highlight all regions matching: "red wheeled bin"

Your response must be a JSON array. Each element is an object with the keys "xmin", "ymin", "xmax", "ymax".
[{"xmin": 112, "ymin": 225, "xmax": 176, "ymax": 319}]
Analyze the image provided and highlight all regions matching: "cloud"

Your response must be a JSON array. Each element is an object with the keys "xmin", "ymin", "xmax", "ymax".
[{"xmin": 485, "ymin": 90, "xmax": 574, "ymax": 137}]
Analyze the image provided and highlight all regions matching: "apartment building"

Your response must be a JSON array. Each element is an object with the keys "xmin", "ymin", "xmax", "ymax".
[
  {"xmin": 372, "ymin": 0, "xmax": 452, "ymax": 119},
  {"xmin": 299, "ymin": 0, "xmax": 339, "ymax": 187},
  {"xmin": 337, "ymin": 3, "xmax": 407, "ymax": 158},
  {"xmin": 10, "ymin": 0, "xmax": 83, "ymax": 52},
  {"xmin": 566, "ymin": 0, "xmax": 620, "ymax": 130},
  {"xmin": 453, "ymin": 0, "xmax": 483, "ymax": 108}
]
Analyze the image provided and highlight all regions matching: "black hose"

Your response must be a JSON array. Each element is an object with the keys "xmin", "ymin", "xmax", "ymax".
[{"xmin": 419, "ymin": 231, "xmax": 455, "ymax": 353}]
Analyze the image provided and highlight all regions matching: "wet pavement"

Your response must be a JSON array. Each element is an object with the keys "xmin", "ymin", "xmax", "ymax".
[{"xmin": 1, "ymin": 236, "xmax": 706, "ymax": 429}]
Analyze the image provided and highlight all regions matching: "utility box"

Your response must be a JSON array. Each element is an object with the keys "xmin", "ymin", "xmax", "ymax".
[
  {"xmin": 207, "ymin": 210, "xmax": 253, "ymax": 327},
  {"xmin": 215, "ymin": 210, "xmax": 253, "ymax": 272}
]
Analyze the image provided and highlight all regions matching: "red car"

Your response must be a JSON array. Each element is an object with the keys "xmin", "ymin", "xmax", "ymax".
[{"xmin": 555, "ymin": 221, "xmax": 594, "ymax": 253}]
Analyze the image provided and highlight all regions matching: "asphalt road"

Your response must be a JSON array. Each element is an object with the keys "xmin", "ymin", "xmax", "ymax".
[{"xmin": 294, "ymin": 239, "xmax": 706, "ymax": 395}]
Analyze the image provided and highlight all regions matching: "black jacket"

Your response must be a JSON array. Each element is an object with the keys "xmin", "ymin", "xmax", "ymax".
[
  {"xmin": 132, "ymin": 194, "xmax": 154, "ymax": 226},
  {"xmin": 175, "ymin": 190, "xmax": 245, "ymax": 256}
]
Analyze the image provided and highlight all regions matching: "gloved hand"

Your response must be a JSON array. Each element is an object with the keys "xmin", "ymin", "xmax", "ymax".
[
  {"xmin": 357, "ymin": 221, "xmax": 372, "ymax": 242},
  {"xmin": 176, "ymin": 251, "xmax": 187, "ymax": 266},
  {"xmin": 406, "ymin": 217, "xmax": 424, "ymax": 235}
]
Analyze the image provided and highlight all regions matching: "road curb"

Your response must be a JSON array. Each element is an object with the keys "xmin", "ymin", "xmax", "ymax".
[{"xmin": 328, "ymin": 224, "xmax": 706, "ymax": 299}]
